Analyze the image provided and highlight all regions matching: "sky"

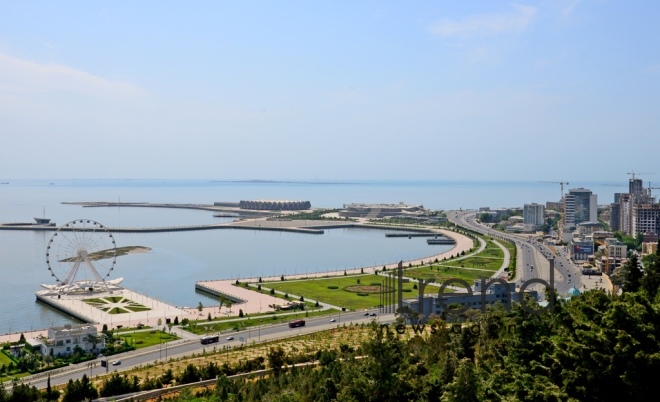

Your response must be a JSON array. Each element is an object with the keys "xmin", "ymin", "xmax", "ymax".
[{"xmin": 1, "ymin": 1, "xmax": 659, "ymax": 182}]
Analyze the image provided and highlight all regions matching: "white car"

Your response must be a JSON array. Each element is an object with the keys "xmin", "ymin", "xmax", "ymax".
[
  {"xmin": 111, "ymin": 360, "xmax": 121, "ymax": 366},
  {"xmin": 226, "ymin": 336, "xmax": 234, "ymax": 341},
  {"xmin": 330, "ymin": 318, "xmax": 336, "ymax": 322}
]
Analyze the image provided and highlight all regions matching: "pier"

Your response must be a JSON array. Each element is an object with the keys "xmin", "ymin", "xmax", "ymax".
[
  {"xmin": 386, "ymin": 233, "xmax": 439, "ymax": 238},
  {"xmin": 427, "ymin": 238, "xmax": 456, "ymax": 245},
  {"xmin": 35, "ymin": 287, "xmax": 188, "ymax": 328},
  {"xmin": 0, "ymin": 222, "xmax": 325, "ymax": 234}
]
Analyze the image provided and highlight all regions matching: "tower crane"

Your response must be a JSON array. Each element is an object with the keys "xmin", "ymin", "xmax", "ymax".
[
  {"xmin": 627, "ymin": 171, "xmax": 654, "ymax": 180},
  {"xmin": 539, "ymin": 181, "xmax": 570, "ymax": 228},
  {"xmin": 648, "ymin": 182, "xmax": 660, "ymax": 199},
  {"xmin": 539, "ymin": 181, "xmax": 569, "ymax": 202}
]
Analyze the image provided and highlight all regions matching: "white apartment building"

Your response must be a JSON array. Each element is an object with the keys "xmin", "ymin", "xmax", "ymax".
[
  {"xmin": 523, "ymin": 203, "xmax": 545, "ymax": 231},
  {"xmin": 29, "ymin": 324, "xmax": 104, "ymax": 357}
]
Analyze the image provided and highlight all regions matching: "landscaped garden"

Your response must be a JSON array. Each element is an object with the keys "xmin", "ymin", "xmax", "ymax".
[
  {"xmin": 83, "ymin": 296, "xmax": 151, "ymax": 314},
  {"xmin": 265, "ymin": 273, "xmax": 417, "ymax": 310}
]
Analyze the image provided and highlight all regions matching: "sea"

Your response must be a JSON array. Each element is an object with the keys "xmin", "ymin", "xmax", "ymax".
[{"xmin": 0, "ymin": 179, "xmax": 623, "ymax": 334}]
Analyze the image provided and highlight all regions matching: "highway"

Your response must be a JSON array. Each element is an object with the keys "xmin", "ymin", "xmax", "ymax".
[
  {"xmin": 22, "ymin": 309, "xmax": 390, "ymax": 389},
  {"xmin": 448, "ymin": 210, "xmax": 580, "ymax": 297}
]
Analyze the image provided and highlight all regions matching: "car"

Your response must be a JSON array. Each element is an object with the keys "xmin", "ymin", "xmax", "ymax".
[
  {"xmin": 111, "ymin": 360, "xmax": 121, "ymax": 366},
  {"xmin": 363, "ymin": 312, "xmax": 370, "ymax": 316},
  {"xmin": 330, "ymin": 318, "xmax": 336, "ymax": 322},
  {"xmin": 370, "ymin": 313, "xmax": 377, "ymax": 316},
  {"xmin": 226, "ymin": 336, "xmax": 234, "ymax": 341}
]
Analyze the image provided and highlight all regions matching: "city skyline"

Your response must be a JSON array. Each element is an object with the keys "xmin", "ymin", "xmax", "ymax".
[{"xmin": 1, "ymin": 1, "xmax": 659, "ymax": 181}]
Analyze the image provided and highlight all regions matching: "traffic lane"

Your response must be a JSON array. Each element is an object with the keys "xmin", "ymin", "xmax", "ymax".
[{"xmin": 27, "ymin": 312, "xmax": 386, "ymax": 389}]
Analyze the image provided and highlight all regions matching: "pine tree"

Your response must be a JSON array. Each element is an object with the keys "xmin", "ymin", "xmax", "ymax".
[{"xmin": 640, "ymin": 240, "xmax": 660, "ymax": 298}]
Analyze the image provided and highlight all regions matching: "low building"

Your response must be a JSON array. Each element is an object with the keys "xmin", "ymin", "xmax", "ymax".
[
  {"xmin": 401, "ymin": 280, "xmax": 538, "ymax": 322},
  {"xmin": 643, "ymin": 241, "xmax": 658, "ymax": 256},
  {"xmin": 338, "ymin": 202, "xmax": 425, "ymax": 218},
  {"xmin": 239, "ymin": 200, "xmax": 311, "ymax": 210},
  {"xmin": 570, "ymin": 237, "xmax": 594, "ymax": 262},
  {"xmin": 605, "ymin": 238, "xmax": 628, "ymax": 259},
  {"xmin": 29, "ymin": 324, "xmax": 104, "ymax": 357},
  {"xmin": 577, "ymin": 221, "xmax": 604, "ymax": 236}
]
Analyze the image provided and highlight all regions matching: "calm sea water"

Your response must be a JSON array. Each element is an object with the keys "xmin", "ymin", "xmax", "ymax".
[{"xmin": 0, "ymin": 179, "xmax": 621, "ymax": 333}]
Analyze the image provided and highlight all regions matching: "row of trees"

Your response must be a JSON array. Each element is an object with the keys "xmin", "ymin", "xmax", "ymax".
[{"xmin": 159, "ymin": 244, "xmax": 660, "ymax": 402}]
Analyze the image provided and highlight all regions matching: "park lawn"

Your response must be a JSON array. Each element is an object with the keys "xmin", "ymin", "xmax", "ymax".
[
  {"xmin": 115, "ymin": 330, "xmax": 179, "ymax": 349},
  {"xmin": 443, "ymin": 256, "xmax": 503, "ymax": 270},
  {"xmin": 0, "ymin": 350, "xmax": 13, "ymax": 366},
  {"xmin": 265, "ymin": 273, "xmax": 416, "ymax": 310},
  {"xmin": 478, "ymin": 240, "xmax": 506, "ymax": 258},
  {"xmin": 405, "ymin": 265, "xmax": 494, "ymax": 286}
]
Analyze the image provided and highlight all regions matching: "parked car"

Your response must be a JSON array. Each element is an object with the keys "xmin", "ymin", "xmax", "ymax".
[
  {"xmin": 330, "ymin": 318, "xmax": 336, "ymax": 322},
  {"xmin": 226, "ymin": 336, "xmax": 234, "ymax": 341},
  {"xmin": 111, "ymin": 360, "xmax": 121, "ymax": 366}
]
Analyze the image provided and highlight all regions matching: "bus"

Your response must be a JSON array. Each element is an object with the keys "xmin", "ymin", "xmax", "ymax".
[
  {"xmin": 200, "ymin": 335, "xmax": 219, "ymax": 344},
  {"xmin": 288, "ymin": 319, "xmax": 305, "ymax": 328}
]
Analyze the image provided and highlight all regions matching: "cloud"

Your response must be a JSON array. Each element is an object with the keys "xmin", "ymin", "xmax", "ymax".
[
  {"xmin": 0, "ymin": 52, "xmax": 147, "ymax": 98},
  {"xmin": 430, "ymin": 4, "xmax": 536, "ymax": 37}
]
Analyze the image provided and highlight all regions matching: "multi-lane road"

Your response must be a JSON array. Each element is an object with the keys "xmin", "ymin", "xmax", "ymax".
[
  {"xmin": 23, "ymin": 309, "xmax": 390, "ymax": 389},
  {"xmin": 449, "ymin": 210, "xmax": 581, "ymax": 297}
]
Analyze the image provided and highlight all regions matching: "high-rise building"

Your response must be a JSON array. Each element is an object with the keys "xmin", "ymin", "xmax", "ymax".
[
  {"xmin": 629, "ymin": 178, "xmax": 644, "ymax": 196},
  {"xmin": 633, "ymin": 204, "xmax": 660, "ymax": 235},
  {"xmin": 610, "ymin": 202, "xmax": 621, "ymax": 232},
  {"xmin": 564, "ymin": 188, "xmax": 597, "ymax": 225},
  {"xmin": 523, "ymin": 203, "xmax": 545, "ymax": 231}
]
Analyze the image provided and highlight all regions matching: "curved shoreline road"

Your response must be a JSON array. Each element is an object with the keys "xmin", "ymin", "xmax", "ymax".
[{"xmin": 449, "ymin": 210, "xmax": 574, "ymax": 296}]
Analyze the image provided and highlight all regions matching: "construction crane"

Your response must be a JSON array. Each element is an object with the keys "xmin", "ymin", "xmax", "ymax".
[
  {"xmin": 648, "ymin": 182, "xmax": 660, "ymax": 198},
  {"xmin": 627, "ymin": 171, "xmax": 654, "ymax": 180},
  {"xmin": 539, "ymin": 181, "xmax": 569, "ymax": 202},
  {"xmin": 540, "ymin": 181, "xmax": 570, "ymax": 229}
]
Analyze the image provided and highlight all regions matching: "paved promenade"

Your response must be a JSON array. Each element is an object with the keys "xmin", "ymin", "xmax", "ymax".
[{"xmin": 194, "ymin": 228, "xmax": 474, "ymax": 316}]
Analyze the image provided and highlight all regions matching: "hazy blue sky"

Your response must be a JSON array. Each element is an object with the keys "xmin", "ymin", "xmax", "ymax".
[{"xmin": 1, "ymin": 1, "xmax": 658, "ymax": 181}]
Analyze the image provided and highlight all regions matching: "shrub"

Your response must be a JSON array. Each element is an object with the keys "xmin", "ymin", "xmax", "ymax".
[
  {"xmin": 270, "ymin": 288, "xmax": 275, "ymax": 295},
  {"xmin": 357, "ymin": 293, "xmax": 369, "ymax": 297},
  {"xmin": 327, "ymin": 286, "xmax": 339, "ymax": 290}
]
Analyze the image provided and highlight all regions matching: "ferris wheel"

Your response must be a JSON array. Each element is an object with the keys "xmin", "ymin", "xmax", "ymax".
[{"xmin": 45, "ymin": 219, "xmax": 119, "ymax": 293}]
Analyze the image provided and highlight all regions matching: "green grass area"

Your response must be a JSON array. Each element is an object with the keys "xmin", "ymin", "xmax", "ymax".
[
  {"xmin": 184, "ymin": 309, "xmax": 338, "ymax": 335},
  {"xmin": 0, "ymin": 349, "xmax": 13, "ymax": 366},
  {"xmin": 115, "ymin": 330, "xmax": 179, "ymax": 349},
  {"xmin": 265, "ymin": 274, "xmax": 416, "ymax": 310},
  {"xmin": 405, "ymin": 264, "xmax": 494, "ymax": 285}
]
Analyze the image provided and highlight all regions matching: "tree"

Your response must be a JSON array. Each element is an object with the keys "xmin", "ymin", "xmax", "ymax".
[
  {"xmin": 218, "ymin": 295, "xmax": 226, "ymax": 313},
  {"xmin": 207, "ymin": 312, "xmax": 212, "ymax": 321},
  {"xmin": 157, "ymin": 318, "xmax": 162, "ymax": 327},
  {"xmin": 267, "ymin": 346, "xmax": 286, "ymax": 376},
  {"xmin": 270, "ymin": 288, "xmax": 275, "ymax": 295},
  {"xmin": 197, "ymin": 302, "xmax": 204, "ymax": 312},
  {"xmin": 640, "ymin": 241, "xmax": 660, "ymax": 298},
  {"xmin": 173, "ymin": 316, "xmax": 179, "ymax": 325},
  {"xmin": 238, "ymin": 309, "xmax": 244, "ymax": 318},
  {"xmin": 612, "ymin": 254, "xmax": 643, "ymax": 292}
]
